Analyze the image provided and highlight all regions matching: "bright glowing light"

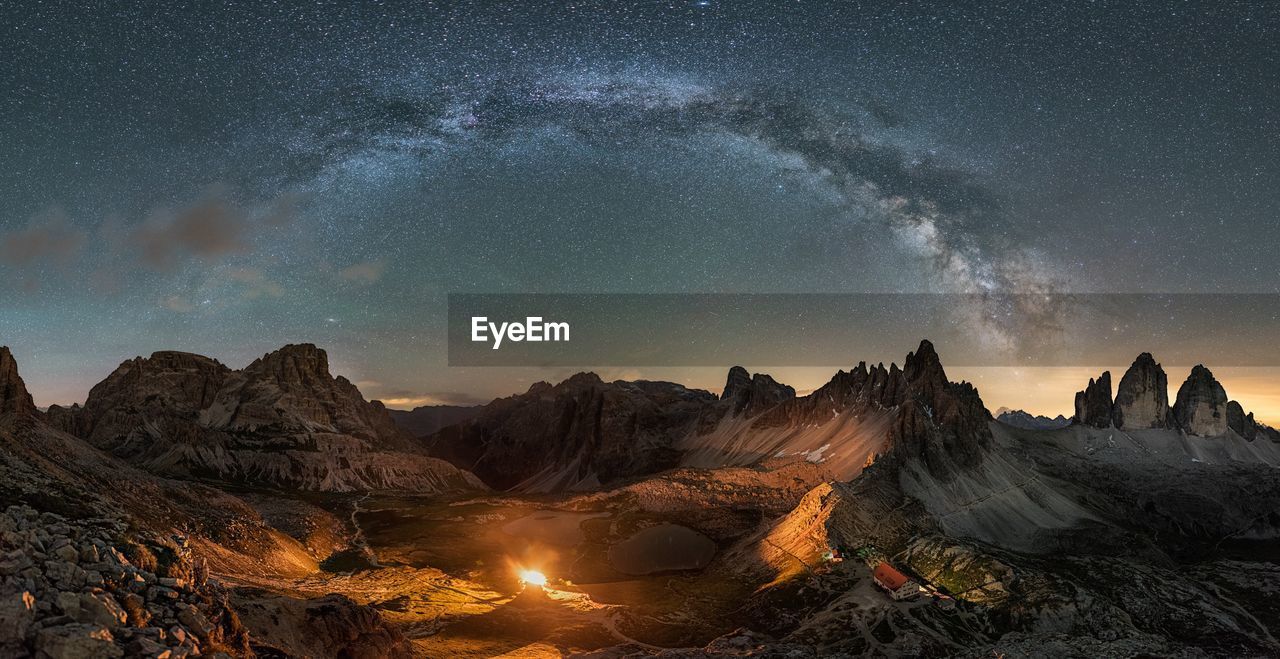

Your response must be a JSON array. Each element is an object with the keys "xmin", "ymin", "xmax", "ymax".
[{"xmin": 519, "ymin": 569, "xmax": 548, "ymax": 587}]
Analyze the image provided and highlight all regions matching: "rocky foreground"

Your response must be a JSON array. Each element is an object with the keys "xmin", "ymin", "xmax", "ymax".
[{"xmin": 0, "ymin": 504, "xmax": 246, "ymax": 658}]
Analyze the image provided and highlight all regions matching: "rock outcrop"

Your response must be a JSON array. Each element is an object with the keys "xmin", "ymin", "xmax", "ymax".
[
  {"xmin": 1112, "ymin": 353, "xmax": 1173, "ymax": 429},
  {"xmin": 1072, "ymin": 371, "xmax": 1113, "ymax": 428},
  {"xmin": 0, "ymin": 347, "xmax": 35, "ymax": 417},
  {"xmin": 231, "ymin": 591, "xmax": 412, "ymax": 658},
  {"xmin": 720, "ymin": 366, "xmax": 796, "ymax": 416},
  {"xmin": 1226, "ymin": 400, "xmax": 1258, "ymax": 441},
  {"xmin": 57, "ymin": 344, "xmax": 483, "ymax": 493},
  {"xmin": 428, "ymin": 374, "xmax": 716, "ymax": 491},
  {"xmin": 205, "ymin": 344, "xmax": 415, "ymax": 452},
  {"xmin": 890, "ymin": 340, "xmax": 993, "ymax": 473},
  {"xmin": 1173, "ymin": 365, "xmax": 1230, "ymax": 437},
  {"xmin": 686, "ymin": 340, "xmax": 994, "ymax": 482}
]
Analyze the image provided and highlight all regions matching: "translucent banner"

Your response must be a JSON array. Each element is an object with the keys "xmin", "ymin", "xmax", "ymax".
[{"xmin": 447, "ymin": 293, "xmax": 1280, "ymax": 366}]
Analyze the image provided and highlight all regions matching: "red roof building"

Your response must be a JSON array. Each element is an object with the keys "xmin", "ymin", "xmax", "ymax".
[{"xmin": 872, "ymin": 562, "xmax": 919, "ymax": 600}]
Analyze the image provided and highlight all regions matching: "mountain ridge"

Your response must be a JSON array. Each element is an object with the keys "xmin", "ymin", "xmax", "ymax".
[{"xmin": 44, "ymin": 343, "xmax": 483, "ymax": 493}]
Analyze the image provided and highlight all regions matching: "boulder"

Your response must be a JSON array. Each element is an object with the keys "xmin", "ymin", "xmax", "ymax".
[
  {"xmin": 76, "ymin": 591, "xmax": 127, "ymax": 627},
  {"xmin": 0, "ymin": 591, "xmax": 35, "ymax": 651},
  {"xmin": 35, "ymin": 623, "xmax": 123, "ymax": 659}
]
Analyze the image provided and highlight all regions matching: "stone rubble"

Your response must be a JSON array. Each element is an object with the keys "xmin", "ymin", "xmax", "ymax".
[{"xmin": 0, "ymin": 505, "xmax": 247, "ymax": 658}]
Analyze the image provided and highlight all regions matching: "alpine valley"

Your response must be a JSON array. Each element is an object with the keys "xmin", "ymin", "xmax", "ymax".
[{"xmin": 2, "ymin": 340, "xmax": 1279, "ymax": 658}]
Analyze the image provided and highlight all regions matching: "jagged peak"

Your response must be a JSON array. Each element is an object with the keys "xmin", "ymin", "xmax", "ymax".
[
  {"xmin": 1113, "ymin": 353, "xmax": 1171, "ymax": 430},
  {"xmin": 1073, "ymin": 370, "xmax": 1113, "ymax": 428},
  {"xmin": 1186, "ymin": 363, "xmax": 1217, "ymax": 382},
  {"xmin": 904, "ymin": 339, "xmax": 945, "ymax": 381},
  {"xmin": 245, "ymin": 343, "xmax": 332, "ymax": 383},
  {"xmin": 559, "ymin": 372, "xmax": 604, "ymax": 388},
  {"xmin": 1174, "ymin": 363, "xmax": 1230, "ymax": 437},
  {"xmin": 721, "ymin": 365, "xmax": 752, "ymax": 399},
  {"xmin": 0, "ymin": 346, "xmax": 36, "ymax": 417},
  {"xmin": 146, "ymin": 350, "xmax": 227, "ymax": 367}
]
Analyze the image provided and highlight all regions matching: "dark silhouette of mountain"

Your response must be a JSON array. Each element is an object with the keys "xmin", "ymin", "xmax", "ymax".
[
  {"xmin": 1069, "ymin": 355, "xmax": 1278, "ymax": 441},
  {"xmin": 995, "ymin": 408, "xmax": 1070, "ymax": 430},
  {"xmin": 427, "ymin": 374, "xmax": 716, "ymax": 491},
  {"xmin": 388, "ymin": 404, "xmax": 483, "ymax": 438},
  {"xmin": 432, "ymin": 340, "xmax": 995, "ymax": 492}
]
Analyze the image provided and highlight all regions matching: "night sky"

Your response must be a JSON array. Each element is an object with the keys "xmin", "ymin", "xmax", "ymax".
[{"xmin": 2, "ymin": 2, "xmax": 1278, "ymax": 419}]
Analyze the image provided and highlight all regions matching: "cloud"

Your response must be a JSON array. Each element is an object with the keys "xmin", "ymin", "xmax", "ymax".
[
  {"xmin": 228, "ymin": 267, "xmax": 284, "ymax": 299},
  {"xmin": 161, "ymin": 295, "xmax": 195, "ymax": 313},
  {"xmin": 135, "ymin": 196, "xmax": 250, "ymax": 270},
  {"xmin": 0, "ymin": 209, "xmax": 87, "ymax": 268},
  {"xmin": 338, "ymin": 259, "xmax": 387, "ymax": 285}
]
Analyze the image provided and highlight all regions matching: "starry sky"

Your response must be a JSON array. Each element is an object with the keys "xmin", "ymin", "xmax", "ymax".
[{"xmin": 2, "ymin": 2, "xmax": 1278, "ymax": 421}]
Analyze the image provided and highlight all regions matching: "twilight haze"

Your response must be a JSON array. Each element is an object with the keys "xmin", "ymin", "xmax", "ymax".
[{"xmin": 2, "ymin": 2, "xmax": 1278, "ymax": 421}]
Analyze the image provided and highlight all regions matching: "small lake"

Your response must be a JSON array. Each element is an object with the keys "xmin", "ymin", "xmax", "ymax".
[
  {"xmin": 501, "ymin": 510, "xmax": 610, "ymax": 547},
  {"xmin": 608, "ymin": 524, "xmax": 717, "ymax": 575}
]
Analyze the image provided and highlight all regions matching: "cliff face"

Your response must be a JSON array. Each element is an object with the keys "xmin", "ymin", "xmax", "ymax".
[
  {"xmin": 890, "ymin": 340, "xmax": 993, "ymax": 474},
  {"xmin": 1112, "ymin": 353, "xmax": 1173, "ymax": 429},
  {"xmin": 1072, "ymin": 371, "xmax": 1113, "ymax": 428},
  {"xmin": 1068, "ymin": 356, "xmax": 1276, "ymax": 441},
  {"xmin": 57, "ymin": 344, "xmax": 482, "ymax": 493},
  {"xmin": 203, "ymin": 344, "xmax": 415, "ymax": 452},
  {"xmin": 720, "ymin": 366, "xmax": 796, "ymax": 417},
  {"xmin": 1227, "ymin": 401, "xmax": 1258, "ymax": 441},
  {"xmin": 685, "ymin": 340, "xmax": 994, "ymax": 483},
  {"xmin": 1173, "ymin": 365, "xmax": 1230, "ymax": 437},
  {"xmin": 429, "ymin": 374, "xmax": 715, "ymax": 491},
  {"xmin": 0, "ymin": 346, "xmax": 36, "ymax": 417}
]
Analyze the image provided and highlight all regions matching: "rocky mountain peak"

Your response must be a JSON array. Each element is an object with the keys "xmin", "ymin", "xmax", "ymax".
[
  {"xmin": 1112, "ymin": 353, "xmax": 1172, "ymax": 429},
  {"xmin": 52, "ymin": 343, "xmax": 483, "ymax": 492},
  {"xmin": 904, "ymin": 339, "xmax": 947, "ymax": 387},
  {"xmin": 720, "ymin": 366, "xmax": 795, "ymax": 415},
  {"xmin": 146, "ymin": 350, "xmax": 228, "ymax": 371},
  {"xmin": 1073, "ymin": 371, "xmax": 1113, "ymax": 428},
  {"xmin": 244, "ymin": 343, "xmax": 332, "ymax": 388},
  {"xmin": 429, "ymin": 373, "xmax": 716, "ymax": 491},
  {"xmin": 0, "ymin": 346, "xmax": 36, "ymax": 417},
  {"xmin": 560, "ymin": 372, "xmax": 605, "ymax": 389},
  {"xmin": 1227, "ymin": 400, "xmax": 1258, "ymax": 441},
  {"xmin": 79, "ymin": 350, "xmax": 232, "ymax": 435},
  {"xmin": 721, "ymin": 366, "xmax": 752, "ymax": 400},
  {"xmin": 1174, "ymin": 365, "xmax": 1229, "ymax": 436},
  {"xmin": 873, "ymin": 342, "xmax": 992, "ymax": 477}
]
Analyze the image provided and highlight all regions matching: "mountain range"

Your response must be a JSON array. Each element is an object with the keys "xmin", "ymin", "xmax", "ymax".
[{"xmin": 2, "ymin": 340, "xmax": 1278, "ymax": 656}]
